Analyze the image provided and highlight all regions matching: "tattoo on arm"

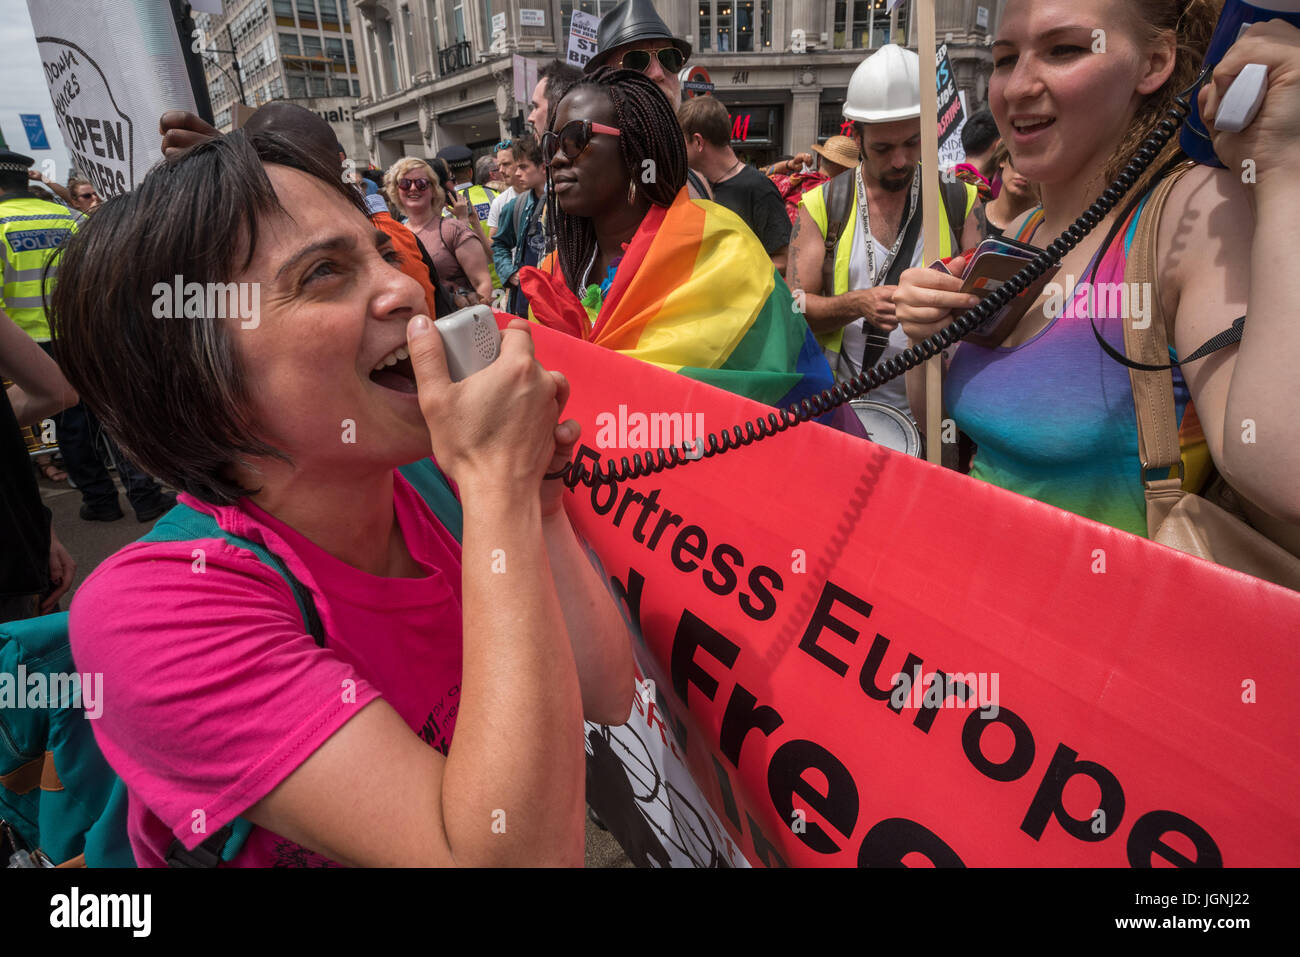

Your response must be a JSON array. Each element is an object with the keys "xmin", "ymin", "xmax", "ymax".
[{"xmin": 787, "ymin": 214, "xmax": 804, "ymax": 290}]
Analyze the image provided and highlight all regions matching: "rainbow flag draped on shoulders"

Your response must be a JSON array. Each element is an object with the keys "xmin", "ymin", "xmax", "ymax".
[{"xmin": 519, "ymin": 187, "xmax": 833, "ymax": 410}]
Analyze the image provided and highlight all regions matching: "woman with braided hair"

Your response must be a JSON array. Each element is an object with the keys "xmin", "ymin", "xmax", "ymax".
[{"xmin": 520, "ymin": 67, "xmax": 834, "ymax": 411}]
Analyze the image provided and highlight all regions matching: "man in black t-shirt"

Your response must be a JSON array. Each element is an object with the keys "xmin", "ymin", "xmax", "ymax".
[{"xmin": 678, "ymin": 95, "xmax": 791, "ymax": 274}]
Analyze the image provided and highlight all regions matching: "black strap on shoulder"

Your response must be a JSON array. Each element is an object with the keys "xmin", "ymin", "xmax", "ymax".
[
  {"xmin": 859, "ymin": 185, "xmax": 926, "ymax": 371},
  {"xmin": 939, "ymin": 178, "xmax": 968, "ymax": 253},
  {"xmin": 165, "ymin": 823, "xmax": 234, "ymax": 868},
  {"xmin": 821, "ymin": 170, "xmax": 855, "ymax": 300},
  {"xmin": 414, "ymin": 234, "xmax": 456, "ymax": 318},
  {"xmin": 1092, "ymin": 314, "xmax": 1245, "ymax": 371}
]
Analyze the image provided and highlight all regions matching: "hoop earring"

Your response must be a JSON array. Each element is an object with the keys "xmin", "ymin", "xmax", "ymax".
[{"xmin": 628, "ymin": 179, "xmax": 638, "ymax": 205}]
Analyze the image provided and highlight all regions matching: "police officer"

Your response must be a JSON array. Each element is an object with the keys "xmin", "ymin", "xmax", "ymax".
[
  {"xmin": 0, "ymin": 149, "xmax": 173, "ymax": 522},
  {"xmin": 435, "ymin": 144, "xmax": 500, "ymax": 291}
]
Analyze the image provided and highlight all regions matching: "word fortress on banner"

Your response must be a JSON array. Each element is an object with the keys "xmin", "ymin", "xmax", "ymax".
[{"xmin": 567, "ymin": 445, "xmax": 1226, "ymax": 868}]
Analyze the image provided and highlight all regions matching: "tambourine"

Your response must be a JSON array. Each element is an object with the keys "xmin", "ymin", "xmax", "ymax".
[{"xmin": 850, "ymin": 400, "xmax": 922, "ymax": 458}]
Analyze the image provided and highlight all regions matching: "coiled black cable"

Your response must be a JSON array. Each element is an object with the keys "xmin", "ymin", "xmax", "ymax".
[{"xmin": 549, "ymin": 66, "xmax": 1215, "ymax": 491}]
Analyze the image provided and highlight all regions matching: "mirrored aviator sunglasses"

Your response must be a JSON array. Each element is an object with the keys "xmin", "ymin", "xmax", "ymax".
[
  {"xmin": 398, "ymin": 177, "xmax": 430, "ymax": 192},
  {"xmin": 618, "ymin": 47, "xmax": 684, "ymax": 74},
  {"xmin": 542, "ymin": 120, "xmax": 622, "ymax": 165}
]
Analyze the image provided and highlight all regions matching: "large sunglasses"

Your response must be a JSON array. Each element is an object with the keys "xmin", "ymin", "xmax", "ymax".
[
  {"xmin": 618, "ymin": 47, "xmax": 685, "ymax": 74},
  {"xmin": 397, "ymin": 177, "xmax": 431, "ymax": 192},
  {"xmin": 541, "ymin": 120, "xmax": 622, "ymax": 165}
]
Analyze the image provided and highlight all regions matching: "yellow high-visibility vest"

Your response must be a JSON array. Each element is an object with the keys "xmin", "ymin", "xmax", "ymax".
[
  {"xmin": 444, "ymin": 182, "xmax": 501, "ymax": 289},
  {"xmin": 799, "ymin": 172, "xmax": 976, "ymax": 355},
  {"xmin": 1, "ymin": 196, "xmax": 80, "ymax": 343}
]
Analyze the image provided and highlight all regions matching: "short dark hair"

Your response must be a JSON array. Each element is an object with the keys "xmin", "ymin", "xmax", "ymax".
[
  {"xmin": 49, "ymin": 129, "xmax": 367, "ymax": 505},
  {"xmin": 0, "ymin": 168, "xmax": 28, "ymax": 192},
  {"xmin": 539, "ymin": 59, "xmax": 583, "ymax": 122},
  {"xmin": 961, "ymin": 109, "xmax": 1000, "ymax": 156},
  {"xmin": 676, "ymin": 95, "xmax": 731, "ymax": 148},
  {"xmin": 513, "ymin": 134, "xmax": 543, "ymax": 166}
]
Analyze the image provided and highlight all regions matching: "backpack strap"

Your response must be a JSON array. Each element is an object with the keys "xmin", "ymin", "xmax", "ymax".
[
  {"xmin": 139, "ymin": 504, "xmax": 325, "ymax": 648},
  {"xmin": 821, "ymin": 170, "xmax": 855, "ymax": 299},
  {"xmin": 139, "ymin": 504, "xmax": 324, "ymax": 867},
  {"xmin": 147, "ymin": 467, "xmax": 462, "ymax": 867},
  {"xmin": 397, "ymin": 458, "xmax": 464, "ymax": 543},
  {"xmin": 939, "ymin": 178, "xmax": 972, "ymax": 252},
  {"xmin": 1121, "ymin": 165, "xmax": 1193, "ymax": 534}
]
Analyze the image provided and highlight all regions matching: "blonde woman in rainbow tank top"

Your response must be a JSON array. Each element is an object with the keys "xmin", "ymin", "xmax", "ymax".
[{"xmin": 894, "ymin": 0, "xmax": 1300, "ymax": 541}]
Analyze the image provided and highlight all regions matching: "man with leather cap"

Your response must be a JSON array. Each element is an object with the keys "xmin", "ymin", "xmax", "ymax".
[
  {"xmin": 585, "ymin": 0, "xmax": 710, "ymax": 199},
  {"xmin": 586, "ymin": 0, "xmax": 691, "ymax": 109}
]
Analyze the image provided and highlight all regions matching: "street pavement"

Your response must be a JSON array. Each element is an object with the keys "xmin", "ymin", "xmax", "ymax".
[{"xmin": 37, "ymin": 467, "xmax": 632, "ymax": 868}]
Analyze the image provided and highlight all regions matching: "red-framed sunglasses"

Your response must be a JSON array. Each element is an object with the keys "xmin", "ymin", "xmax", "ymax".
[{"xmin": 541, "ymin": 120, "xmax": 622, "ymax": 166}]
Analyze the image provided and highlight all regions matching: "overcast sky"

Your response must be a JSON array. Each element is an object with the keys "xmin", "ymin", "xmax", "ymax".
[{"xmin": 0, "ymin": 0, "xmax": 71, "ymax": 179}]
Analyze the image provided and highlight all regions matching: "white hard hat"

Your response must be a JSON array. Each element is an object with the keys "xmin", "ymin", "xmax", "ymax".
[{"xmin": 843, "ymin": 44, "xmax": 921, "ymax": 124}]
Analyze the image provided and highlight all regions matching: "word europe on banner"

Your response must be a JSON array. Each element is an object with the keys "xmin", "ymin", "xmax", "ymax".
[{"xmin": 527, "ymin": 321, "xmax": 1300, "ymax": 868}]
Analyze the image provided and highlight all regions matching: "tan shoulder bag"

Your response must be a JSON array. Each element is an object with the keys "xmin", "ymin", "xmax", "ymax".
[{"xmin": 1123, "ymin": 164, "xmax": 1300, "ymax": 591}]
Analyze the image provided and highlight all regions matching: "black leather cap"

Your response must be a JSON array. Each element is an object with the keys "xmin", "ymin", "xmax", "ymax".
[{"xmin": 586, "ymin": 0, "xmax": 691, "ymax": 72}]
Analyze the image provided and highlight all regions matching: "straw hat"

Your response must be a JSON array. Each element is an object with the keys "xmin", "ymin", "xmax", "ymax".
[{"xmin": 810, "ymin": 136, "xmax": 859, "ymax": 169}]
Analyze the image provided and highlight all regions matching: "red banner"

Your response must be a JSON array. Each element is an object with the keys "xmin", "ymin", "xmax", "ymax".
[{"xmin": 531, "ymin": 324, "xmax": 1300, "ymax": 867}]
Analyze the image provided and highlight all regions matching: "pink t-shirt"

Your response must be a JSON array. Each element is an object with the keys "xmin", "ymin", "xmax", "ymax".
[{"xmin": 69, "ymin": 468, "xmax": 463, "ymax": 867}]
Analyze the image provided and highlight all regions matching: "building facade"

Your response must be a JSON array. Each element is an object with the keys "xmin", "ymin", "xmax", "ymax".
[
  {"xmin": 350, "ymin": 0, "xmax": 1003, "ymax": 169},
  {"xmin": 194, "ymin": 0, "xmax": 368, "ymax": 158}
]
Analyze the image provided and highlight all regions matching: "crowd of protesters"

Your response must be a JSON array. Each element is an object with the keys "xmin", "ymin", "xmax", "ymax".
[{"xmin": 3, "ymin": 0, "xmax": 1300, "ymax": 867}]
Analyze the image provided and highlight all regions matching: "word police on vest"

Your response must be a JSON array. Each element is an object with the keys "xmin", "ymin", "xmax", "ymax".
[{"xmin": 49, "ymin": 888, "xmax": 151, "ymax": 937}]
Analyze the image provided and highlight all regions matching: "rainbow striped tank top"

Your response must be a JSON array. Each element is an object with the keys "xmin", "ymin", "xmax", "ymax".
[{"xmin": 946, "ymin": 196, "xmax": 1209, "ymax": 537}]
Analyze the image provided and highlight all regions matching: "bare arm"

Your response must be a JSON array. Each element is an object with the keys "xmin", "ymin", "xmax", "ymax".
[
  {"xmin": 244, "ymin": 321, "xmax": 587, "ymax": 867},
  {"xmin": 543, "ymin": 506, "xmax": 635, "ymax": 725},
  {"xmin": 895, "ymin": 256, "xmax": 978, "ymax": 431},
  {"xmin": 1165, "ymin": 167, "xmax": 1300, "ymax": 522},
  {"xmin": 787, "ymin": 205, "xmax": 896, "ymax": 334},
  {"xmin": 537, "ymin": 385, "xmax": 635, "ymax": 725},
  {"xmin": 959, "ymin": 202, "xmax": 983, "ymax": 252},
  {"xmin": 1170, "ymin": 23, "xmax": 1300, "ymax": 522},
  {"xmin": 771, "ymin": 244, "xmax": 789, "ymax": 277},
  {"xmin": 0, "ymin": 310, "xmax": 78, "ymax": 426},
  {"xmin": 30, "ymin": 170, "xmax": 75, "ymax": 206},
  {"xmin": 455, "ymin": 233, "xmax": 495, "ymax": 303}
]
